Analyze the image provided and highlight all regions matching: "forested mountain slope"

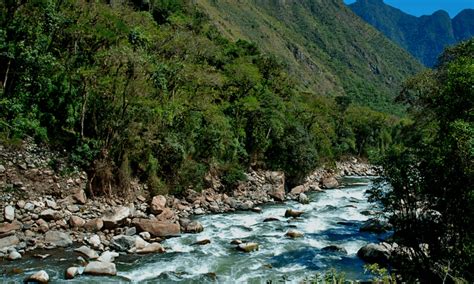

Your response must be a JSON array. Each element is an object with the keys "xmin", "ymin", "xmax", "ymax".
[
  {"xmin": 349, "ymin": 0, "xmax": 474, "ymax": 66},
  {"xmin": 0, "ymin": 0, "xmax": 418, "ymax": 195},
  {"xmin": 195, "ymin": 0, "xmax": 423, "ymax": 113}
]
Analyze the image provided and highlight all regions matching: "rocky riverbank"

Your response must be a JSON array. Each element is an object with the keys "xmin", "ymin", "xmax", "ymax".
[{"xmin": 1, "ymin": 140, "xmax": 380, "ymax": 281}]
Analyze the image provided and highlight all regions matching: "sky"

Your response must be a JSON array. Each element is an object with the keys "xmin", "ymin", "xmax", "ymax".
[{"xmin": 343, "ymin": 0, "xmax": 474, "ymax": 17}]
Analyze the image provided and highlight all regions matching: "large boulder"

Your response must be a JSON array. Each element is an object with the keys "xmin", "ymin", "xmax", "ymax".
[
  {"xmin": 26, "ymin": 270, "xmax": 49, "ymax": 283},
  {"xmin": 321, "ymin": 177, "xmax": 339, "ymax": 189},
  {"xmin": 154, "ymin": 207, "xmax": 177, "ymax": 222},
  {"xmin": 84, "ymin": 261, "xmax": 117, "ymax": 276},
  {"xmin": 290, "ymin": 185, "xmax": 306, "ymax": 195},
  {"xmin": 0, "ymin": 235, "xmax": 20, "ymax": 249},
  {"xmin": 102, "ymin": 206, "xmax": 131, "ymax": 229},
  {"xmin": 134, "ymin": 219, "xmax": 180, "ymax": 237},
  {"xmin": 44, "ymin": 231, "xmax": 72, "ymax": 247},
  {"xmin": 182, "ymin": 220, "xmax": 204, "ymax": 233},
  {"xmin": 150, "ymin": 195, "xmax": 167, "ymax": 215},
  {"xmin": 357, "ymin": 243, "xmax": 391, "ymax": 264}
]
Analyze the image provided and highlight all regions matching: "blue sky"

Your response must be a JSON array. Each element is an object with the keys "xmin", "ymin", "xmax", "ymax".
[{"xmin": 343, "ymin": 0, "xmax": 474, "ymax": 17}]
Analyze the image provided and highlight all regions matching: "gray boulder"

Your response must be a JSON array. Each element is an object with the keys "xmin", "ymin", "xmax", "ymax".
[{"xmin": 44, "ymin": 230, "xmax": 72, "ymax": 247}]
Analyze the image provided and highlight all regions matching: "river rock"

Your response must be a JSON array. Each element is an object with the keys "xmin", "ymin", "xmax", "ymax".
[
  {"xmin": 183, "ymin": 221, "xmax": 204, "ymax": 233},
  {"xmin": 251, "ymin": 207, "xmax": 262, "ymax": 213},
  {"xmin": 84, "ymin": 218, "xmax": 103, "ymax": 232},
  {"xmin": 321, "ymin": 177, "xmax": 339, "ymax": 189},
  {"xmin": 139, "ymin": 232, "xmax": 151, "ymax": 241},
  {"xmin": 237, "ymin": 242, "xmax": 259, "ymax": 252},
  {"xmin": 65, "ymin": 267, "xmax": 79, "ymax": 279},
  {"xmin": 74, "ymin": 246, "xmax": 99, "ymax": 259},
  {"xmin": 322, "ymin": 245, "xmax": 347, "ymax": 254},
  {"xmin": 72, "ymin": 189, "xmax": 87, "ymax": 205},
  {"xmin": 266, "ymin": 171, "xmax": 285, "ymax": 201},
  {"xmin": 285, "ymin": 230, "xmax": 304, "ymax": 238},
  {"xmin": 69, "ymin": 216, "xmax": 85, "ymax": 228},
  {"xmin": 193, "ymin": 239, "xmax": 211, "ymax": 246},
  {"xmin": 44, "ymin": 230, "xmax": 72, "ymax": 247},
  {"xmin": 8, "ymin": 250, "xmax": 22, "ymax": 260},
  {"xmin": 98, "ymin": 251, "xmax": 119, "ymax": 263},
  {"xmin": 110, "ymin": 235, "xmax": 137, "ymax": 252},
  {"xmin": 298, "ymin": 193, "xmax": 309, "ymax": 204},
  {"xmin": 357, "ymin": 243, "xmax": 391, "ymax": 264},
  {"xmin": 0, "ymin": 221, "xmax": 21, "ymax": 236},
  {"xmin": 360, "ymin": 218, "xmax": 391, "ymax": 233},
  {"xmin": 134, "ymin": 219, "xmax": 180, "ymax": 237},
  {"xmin": 24, "ymin": 202, "xmax": 35, "ymax": 212},
  {"xmin": 284, "ymin": 209, "xmax": 304, "ymax": 218},
  {"xmin": 263, "ymin": 217, "xmax": 280, "ymax": 222},
  {"xmin": 0, "ymin": 164, "xmax": 5, "ymax": 173},
  {"xmin": 230, "ymin": 240, "xmax": 243, "ymax": 245},
  {"xmin": 26, "ymin": 270, "xmax": 49, "ymax": 283},
  {"xmin": 150, "ymin": 195, "xmax": 167, "ymax": 215},
  {"xmin": 40, "ymin": 209, "xmax": 61, "ymax": 221},
  {"xmin": 102, "ymin": 206, "xmax": 131, "ymax": 229},
  {"xmin": 88, "ymin": 234, "xmax": 101, "ymax": 248},
  {"xmin": 0, "ymin": 235, "xmax": 20, "ymax": 249},
  {"xmin": 137, "ymin": 242, "xmax": 165, "ymax": 254},
  {"xmin": 84, "ymin": 261, "xmax": 117, "ymax": 276},
  {"xmin": 4, "ymin": 205, "xmax": 15, "ymax": 222},
  {"xmin": 290, "ymin": 185, "xmax": 306, "ymax": 195}
]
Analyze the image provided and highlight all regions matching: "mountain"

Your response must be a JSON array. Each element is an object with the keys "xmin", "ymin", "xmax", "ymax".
[
  {"xmin": 195, "ymin": 0, "xmax": 423, "ymax": 113},
  {"xmin": 349, "ymin": 0, "xmax": 474, "ymax": 66}
]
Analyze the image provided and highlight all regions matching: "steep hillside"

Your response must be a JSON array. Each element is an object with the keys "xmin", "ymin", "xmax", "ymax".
[
  {"xmin": 349, "ymin": 0, "xmax": 474, "ymax": 66},
  {"xmin": 195, "ymin": 0, "xmax": 423, "ymax": 113}
]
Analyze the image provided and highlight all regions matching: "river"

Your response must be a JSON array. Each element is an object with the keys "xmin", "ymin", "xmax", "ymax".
[{"xmin": 2, "ymin": 176, "xmax": 388, "ymax": 283}]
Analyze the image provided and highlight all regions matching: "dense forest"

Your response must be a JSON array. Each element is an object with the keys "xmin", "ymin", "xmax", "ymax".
[
  {"xmin": 0, "ymin": 0, "xmax": 400, "ymax": 195},
  {"xmin": 372, "ymin": 40, "xmax": 474, "ymax": 281}
]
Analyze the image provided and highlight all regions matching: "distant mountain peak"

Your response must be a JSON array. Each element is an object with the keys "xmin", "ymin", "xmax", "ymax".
[{"xmin": 349, "ymin": 1, "xmax": 474, "ymax": 66}]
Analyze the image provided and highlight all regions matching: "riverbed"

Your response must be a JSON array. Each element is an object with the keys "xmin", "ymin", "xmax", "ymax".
[{"xmin": 2, "ymin": 176, "xmax": 387, "ymax": 283}]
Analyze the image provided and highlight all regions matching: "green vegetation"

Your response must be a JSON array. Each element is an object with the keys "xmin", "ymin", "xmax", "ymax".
[
  {"xmin": 196, "ymin": 0, "xmax": 423, "ymax": 114},
  {"xmin": 349, "ymin": 0, "xmax": 474, "ymax": 67},
  {"xmin": 0, "ymin": 0, "xmax": 405, "ymax": 196},
  {"xmin": 371, "ymin": 39, "xmax": 474, "ymax": 282}
]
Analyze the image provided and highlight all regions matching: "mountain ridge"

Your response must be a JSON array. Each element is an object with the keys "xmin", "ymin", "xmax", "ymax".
[
  {"xmin": 349, "ymin": 0, "xmax": 474, "ymax": 66},
  {"xmin": 195, "ymin": 0, "xmax": 423, "ymax": 113}
]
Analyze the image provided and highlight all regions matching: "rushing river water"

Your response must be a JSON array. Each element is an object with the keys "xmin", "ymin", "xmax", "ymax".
[{"xmin": 2, "ymin": 176, "xmax": 389, "ymax": 283}]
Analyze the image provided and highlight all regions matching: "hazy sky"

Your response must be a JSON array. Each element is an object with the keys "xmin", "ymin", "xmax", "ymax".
[{"xmin": 343, "ymin": 0, "xmax": 474, "ymax": 17}]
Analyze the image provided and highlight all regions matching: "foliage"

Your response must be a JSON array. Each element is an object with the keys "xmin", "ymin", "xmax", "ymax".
[
  {"xmin": 372, "ymin": 39, "xmax": 474, "ymax": 282},
  {"xmin": 0, "ymin": 0, "xmax": 401, "ymax": 196}
]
